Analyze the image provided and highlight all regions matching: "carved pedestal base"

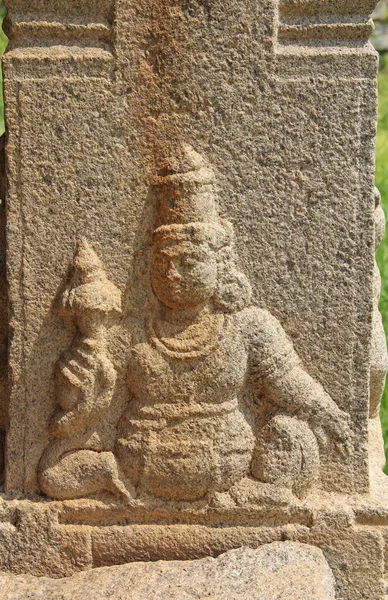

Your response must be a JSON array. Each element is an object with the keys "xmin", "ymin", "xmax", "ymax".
[{"xmin": 0, "ymin": 492, "xmax": 386, "ymax": 599}]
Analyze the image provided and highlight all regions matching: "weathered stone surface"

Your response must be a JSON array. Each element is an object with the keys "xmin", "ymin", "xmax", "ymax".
[
  {"xmin": 0, "ymin": 543, "xmax": 336, "ymax": 600},
  {"xmin": 370, "ymin": 188, "xmax": 388, "ymax": 418},
  {"xmin": 0, "ymin": 0, "xmax": 387, "ymax": 599},
  {"xmin": 1, "ymin": 0, "xmax": 380, "ymax": 501}
]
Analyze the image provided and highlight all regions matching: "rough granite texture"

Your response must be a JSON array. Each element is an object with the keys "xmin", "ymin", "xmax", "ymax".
[
  {"xmin": 2, "ymin": 0, "xmax": 379, "ymax": 498},
  {"xmin": 0, "ymin": 0, "xmax": 387, "ymax": 599},
  {"xmin": 0, "ymin": 544, "xmax": 336, "ymax": 600}
]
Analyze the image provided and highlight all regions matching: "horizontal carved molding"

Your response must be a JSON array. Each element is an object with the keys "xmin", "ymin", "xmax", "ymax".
[
  {"xmin": 278, "ymin": 0, "xmax": 378, "ymax": 47},
  {"xmin": 4, "ymin": 0, "xmax": 114, "ymax": 22},
  {"xmin": 6, "ymin": 17, "xmax": 112, "ymax": 49},
  {"xmin": 3, "ymin": 2, "xmax": 114, "ymax": 51},
  {"xmin": 279, "ymin": 0, "xmax": 379, "ymax": 19},
  {"xmin": 2, "ymin": 47, "xmax": 114, "ymax": 80},
  {"xmin": 278, "ymin": 21, "xmax": 374, "ymax": 45}
]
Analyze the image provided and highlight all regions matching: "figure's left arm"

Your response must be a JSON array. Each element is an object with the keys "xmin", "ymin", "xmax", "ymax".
[
  {"xmin": 264, "ymin": 363, "xmax": 351, "ymax": 453},
  {"xmin": 248, "ymin": 308, "xmax": 352, "ymax": 454}
]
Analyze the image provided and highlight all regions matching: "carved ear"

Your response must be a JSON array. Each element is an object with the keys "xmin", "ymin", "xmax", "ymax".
[{"xmin": 213, "ymin": 261, "xmax": 252, "ymax": 313}]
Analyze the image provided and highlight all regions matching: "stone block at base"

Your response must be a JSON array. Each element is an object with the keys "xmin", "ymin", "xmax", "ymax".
[{"xmin": 0, "ymin": 543, "xmax": 336, "ymax": 600}]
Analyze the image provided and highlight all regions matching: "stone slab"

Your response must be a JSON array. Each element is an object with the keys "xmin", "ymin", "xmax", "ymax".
[
  {"xmin": 1, "ymin": 0, "xmax": 379, "ymax": 498},
  {"xmin": 0, "ymin": 1, "xmax": 387, "ymax": 599},
  {"xmin": 0, "ymin": 543, "xmax": 336, "ymax": 600}
]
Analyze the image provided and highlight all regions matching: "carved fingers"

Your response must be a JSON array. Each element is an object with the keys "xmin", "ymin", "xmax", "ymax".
[
  {"xmin": 313, "ymin": 409, "xmax": 352, "ymax": 458},
  {"xmin": 52, "ymin": 342, "xmax": 117, "ymax": 437},
  {"xmin": 49, "ymin": 408, "xmax": 84, "ymax": 438}
]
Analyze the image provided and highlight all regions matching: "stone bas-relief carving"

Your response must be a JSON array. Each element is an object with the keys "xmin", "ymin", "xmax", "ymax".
[
  {"xmin": 39, "ymin": 147, "xmax": 351, "ymax": 505},
  {"xmin": 2, "ymin": 0, "xmax": 388, "ymax": 597},
  {"xmin": 39, "ymin": 241, "xmax": 128, "ymax": 500}
]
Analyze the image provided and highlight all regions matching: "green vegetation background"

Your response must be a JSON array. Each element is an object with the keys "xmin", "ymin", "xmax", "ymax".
[{"xmin": 2, "ymin": 4, "xmax": 388, "ymax": 462}]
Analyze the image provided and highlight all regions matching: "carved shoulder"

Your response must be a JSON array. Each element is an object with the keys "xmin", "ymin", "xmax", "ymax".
[{"xmin": 239, "ymin": 306, "xmax": 300, "ymax": 382}]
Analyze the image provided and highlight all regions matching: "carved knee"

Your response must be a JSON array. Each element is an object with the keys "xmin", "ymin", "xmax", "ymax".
[
  {"xmin": 39, "ymin": 447, "xmax": 126, "ymax": 500},
  {"xmin": 251, "ymin": 415, "xmax": 319, "ymax": 499}
]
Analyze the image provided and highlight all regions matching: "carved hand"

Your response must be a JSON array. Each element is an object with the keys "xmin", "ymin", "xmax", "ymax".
[
  {"xmin": 312, "ymin": 407, "xmax": 352, "ymax": 457},
  {"xmin": 262, "ymin": 361, "xmax": 353, "ymax": 458},
  {"xmin": 50, "ymin": 339, "xmax": 117, "ymax": 438}
]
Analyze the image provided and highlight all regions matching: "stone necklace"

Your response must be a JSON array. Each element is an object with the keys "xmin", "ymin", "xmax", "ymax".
[{"xmin": 147, "ymin": 309, "xmax": 224, "ymax": 360}]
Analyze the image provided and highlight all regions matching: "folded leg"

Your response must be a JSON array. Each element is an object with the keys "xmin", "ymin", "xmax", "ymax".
[{"xmin": 39, "ymin": 444, "xmax": 131, "ymax": 501}]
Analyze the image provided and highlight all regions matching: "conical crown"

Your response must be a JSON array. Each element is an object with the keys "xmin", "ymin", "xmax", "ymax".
[{"xmin": 153, "ymin": 145, "xmax": 219, "ymax": 228}]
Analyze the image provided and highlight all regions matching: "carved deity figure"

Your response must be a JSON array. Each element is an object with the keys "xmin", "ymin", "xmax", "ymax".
[{"xmin": 39, "ymin": 146, "xmax": 351, "ymax": 504}]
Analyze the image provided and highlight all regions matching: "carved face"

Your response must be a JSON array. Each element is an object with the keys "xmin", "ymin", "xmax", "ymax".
[{"xmin": 151, "ymin": 239, "xmax": 218, "ymax": 310}]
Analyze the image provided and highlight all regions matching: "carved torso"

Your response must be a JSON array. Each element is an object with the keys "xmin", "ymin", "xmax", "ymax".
[{"xmin": 115, "ymin": 307, "xmax": 298, "ymax": 501}]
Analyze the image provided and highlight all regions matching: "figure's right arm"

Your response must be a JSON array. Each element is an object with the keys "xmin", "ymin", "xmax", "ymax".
[{"xmin": 51, "ymin": 342, "xmax": 117, "ymax": 437}]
